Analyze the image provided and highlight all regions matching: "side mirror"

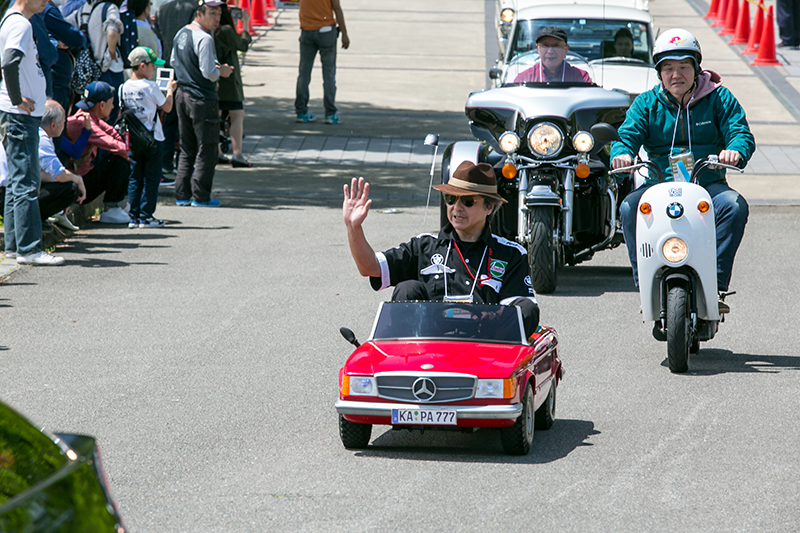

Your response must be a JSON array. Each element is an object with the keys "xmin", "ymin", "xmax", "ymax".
[
  {"xmin": 339, "ymin": 327, "xmax": 360, "ymax": 347},
  {"xmin": 489, "ymin": 67, "xmax": 502, "ymax": 80},
  {"xmin": 590, "ymin": 123, "xmax": 620, "ymax": 145}
]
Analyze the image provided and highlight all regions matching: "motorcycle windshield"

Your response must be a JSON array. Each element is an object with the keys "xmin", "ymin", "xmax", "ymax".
[{"xmin": 502, "ymin": 51, "xmax": 596, "ymax": 87}]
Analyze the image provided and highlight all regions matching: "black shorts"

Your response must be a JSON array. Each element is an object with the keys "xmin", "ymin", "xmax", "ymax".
[{"xmin": 219, "ymin": 100, "xmax": 244, "ymax": 111}]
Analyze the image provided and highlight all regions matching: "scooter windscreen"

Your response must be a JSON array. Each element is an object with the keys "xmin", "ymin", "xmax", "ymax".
[{"xmin": 502, "ymin": 51, "xmax": 596, "ymax": 87}]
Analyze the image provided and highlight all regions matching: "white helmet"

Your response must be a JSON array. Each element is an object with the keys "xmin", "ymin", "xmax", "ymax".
[{"xmin": 653, "ymin": 28, "xmax": 702, "ymax": 72}]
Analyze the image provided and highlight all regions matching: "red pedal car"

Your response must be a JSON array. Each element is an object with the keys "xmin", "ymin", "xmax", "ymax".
[{"xmin": 336, "ymin": 301, "xmax": 562, "ymax": 455}]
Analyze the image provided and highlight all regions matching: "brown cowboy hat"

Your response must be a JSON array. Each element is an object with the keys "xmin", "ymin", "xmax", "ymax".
[{"xmin": 433, "ymin": 161, "xmax": 508, "ymax": 204}]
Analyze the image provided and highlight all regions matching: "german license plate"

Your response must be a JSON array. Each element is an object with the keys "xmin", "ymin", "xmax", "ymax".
[{"xmin": 391, "ymin": 408, "xmax": 457, "ymax": 425}]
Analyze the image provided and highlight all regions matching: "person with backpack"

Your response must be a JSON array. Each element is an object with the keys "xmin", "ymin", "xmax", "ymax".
[{"xmin": 120, "ymin": 46, "xmax": 176, "ymax": 228}]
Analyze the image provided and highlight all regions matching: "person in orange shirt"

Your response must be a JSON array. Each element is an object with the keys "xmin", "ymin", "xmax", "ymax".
[{"xmin": 294, "ymin": 0, "xmax": 349, "ymax": 125}]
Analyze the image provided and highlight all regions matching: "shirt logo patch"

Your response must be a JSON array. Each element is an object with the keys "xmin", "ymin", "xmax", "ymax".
[
  {"xmin": 524, "ymin": 275, "xmax": 532, "ymax": 287},
  {"xmin": 431, "ymin": 254, "xmax": 444, "ymax": 265},
  {"xmin": 489, "ymin": 259, "xmax": 507, "ymax": 279}
]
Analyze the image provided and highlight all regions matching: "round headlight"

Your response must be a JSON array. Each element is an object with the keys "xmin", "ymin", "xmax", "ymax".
[
  {"xmin": 662, "ymin": 237, "xmax": 688, "ymax": 263},
  {"xmin": 499, "ymin": 131, "xmax": 520, "ymax": 153},
  {"xmin": 528, "ymin": 123, "xmax": 563, "ymax": 157},
  {"xmin": 500, "ymin": 8, "xmax": 514, "ymax": 23},
  {"xmin": 573, "ymin": 131, "xmax": 594, "ymax": 153}
]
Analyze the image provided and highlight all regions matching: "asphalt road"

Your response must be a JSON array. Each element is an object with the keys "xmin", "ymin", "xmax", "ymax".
[{"xmin": 1, "ymin": 198, "xmax": 799, "ymax": 531}]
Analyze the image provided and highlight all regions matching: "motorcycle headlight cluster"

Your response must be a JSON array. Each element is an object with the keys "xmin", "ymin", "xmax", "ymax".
[
  {"xmin": 572, "ymin": 131, "xmax": 594, "ymax": 153},
  {"xmin": 499, "ymin": 131, "xmax": 520, "ymax": 154},
  {"xmin": 528, "ymin": 122, "xmax": 563, "ymax": 157},
  {"xmin": 662, "ymin": 237, "xmax": 688, "ymax": 263}
]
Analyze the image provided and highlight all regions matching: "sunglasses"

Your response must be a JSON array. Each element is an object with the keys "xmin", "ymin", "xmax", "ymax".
[{"xmin": 443, "ymin": 194, "xmax": 479, "ymax": 208}]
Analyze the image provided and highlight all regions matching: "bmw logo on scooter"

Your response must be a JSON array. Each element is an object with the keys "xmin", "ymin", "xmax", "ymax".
[{"xmin": 667, "ymin": 202, "xmax": 684, "ymax": 219}]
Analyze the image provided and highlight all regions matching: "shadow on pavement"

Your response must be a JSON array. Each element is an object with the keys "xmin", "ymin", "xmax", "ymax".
[
  {"xmin": 353, "ymin": 419, "xmax": 599, "ymax": 464},
  {"xmin": 660, "ymin": 349, "xmax": 800, "ymax": 375},
  {"xmin": 546, "ymin": 265, "xmax": 637, "ymax": 297}
]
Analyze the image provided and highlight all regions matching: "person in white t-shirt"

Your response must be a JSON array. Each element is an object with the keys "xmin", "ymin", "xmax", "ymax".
[
  {"xmin": 121, "ymin": 46, "xmax": 176, "ymax": 228},
  {"xmin": 0, "ymin": 0, "xmax": 64, "ymax": 266}
]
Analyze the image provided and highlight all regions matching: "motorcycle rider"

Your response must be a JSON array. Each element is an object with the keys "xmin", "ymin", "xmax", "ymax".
[
  {"xmin": 343, "ymin": 161, "xmax": 540, "ymax": 336},
  {"xmin": 610, "ymin": 28, "xmax": 755, "ymax": 313},
  {"xmin": 514, "ymin": 26, "xmax": 592, "ymax": 83}
]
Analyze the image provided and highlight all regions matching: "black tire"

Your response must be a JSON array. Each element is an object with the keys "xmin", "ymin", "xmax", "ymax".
[
  {"xmin": 501, "ymin": 382, "xmax": 534, "ymax": 455},
  {"xmin": 338, "ymin": 415, "xmax": 372, "ymax": 449},
  {"xmin": 534, "ymin": 379, "xmax": 556, "ymax": 430},
  {"xmin": 528, "ymin": 207, "xmax": 558, "ymax": 294},
  {"xmin": 666, "ymin": 282, "xmax": 691, "ymax": 373}
]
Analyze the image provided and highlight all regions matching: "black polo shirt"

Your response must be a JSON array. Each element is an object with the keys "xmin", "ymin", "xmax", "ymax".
[{"xmin": 370, "ymin": 223, "xmax": 535, "ymax": 304}]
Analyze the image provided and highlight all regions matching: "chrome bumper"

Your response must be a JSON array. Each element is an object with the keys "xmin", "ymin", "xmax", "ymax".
[{"xmin": 335, "ymin": 399, "xmax": 523, "ymax": 420}]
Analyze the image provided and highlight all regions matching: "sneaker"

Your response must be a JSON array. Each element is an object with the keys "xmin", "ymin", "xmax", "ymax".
[
  {"xmin": 324, "ymin": 113, "xmax": 341, "ymax": 125},
  {"xmin": 162, "ymin": 167, "xmax": 175, "ymax": 176},
  {"xmin": 176, "ymin": 199, "xmax": 192, "ymax": 206},
  {"xmin": 139, "ymin": 217, "xmax": 165, "ymax": 228},
  {"xmin": 296, "ymin": 112, "xmax": 316, "ymax": 123},
  {"xmin": 49, "ymin": 212, "xmax": 79, "ymax": 231},
  {"xmin": 191, "ymin": 199, "xmax": 221, "ymax": 207},
  {"xmin": 160, "ymin": 177, "xmax": 176, "ymax": 187},
  {"xmin": 98, "ymin": 207, "xmax": 130, "ymax": 224},
  {"xmin": 128, "ymin": 218, "xmax": 139, "ymax": 229},
  {"xmin": 3, "ymin": 252, "xmax": 17, "ymax": 260},
  {"xmin": 16, "ymin": 251, "xmax": 65, "ymax": 266}
]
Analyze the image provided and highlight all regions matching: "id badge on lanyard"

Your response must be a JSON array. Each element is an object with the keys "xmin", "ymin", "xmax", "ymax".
[{"xmin": 669, "ymin": 151, "xmax": 694, "ymax": 181}]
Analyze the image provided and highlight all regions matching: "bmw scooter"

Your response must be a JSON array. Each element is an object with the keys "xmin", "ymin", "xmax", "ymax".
[{"xmin": 611, "ymin": 156, "xmax": 743, "ymax": 373}]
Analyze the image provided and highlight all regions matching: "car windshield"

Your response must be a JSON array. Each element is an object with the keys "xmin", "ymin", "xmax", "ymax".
[
  {"xmin": 502, "ymin": 51, "xmax": 595, "ymax": 86},
  {"xmin": 371, "ymin": 302, "xmax": 525, "ymax": 344},
  {"xmin": 510, "ymin": 18, "xmax": 653, "ymax": 64}
]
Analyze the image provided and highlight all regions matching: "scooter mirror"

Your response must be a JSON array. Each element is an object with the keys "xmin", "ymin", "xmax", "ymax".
[
  {"xmin": 424, "ymin": 134, "xmax": 439, "ymax": 147},
  {"xmin": 590, "ymin": 123, "xmax": 620, "ymax": 145},
  {"xmin": 339, "ymin": 327, "xmax": 360, "ymax": 347}
]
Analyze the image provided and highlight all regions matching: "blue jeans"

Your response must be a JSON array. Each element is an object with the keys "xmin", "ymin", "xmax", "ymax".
[
  {"xmin": 620, "ymin": 182, "xmax": 749, "ymax": 292},
  {"xmin": 1, "ymin": 112, "xmax": 42, "ymax": 256},
  {"xmin": 128, "ymin": 143, "xmax": 163, "ymax": 219},
  {"xmin": 294, "ymin": 27, "xmax": 338, "ymax": 116}
]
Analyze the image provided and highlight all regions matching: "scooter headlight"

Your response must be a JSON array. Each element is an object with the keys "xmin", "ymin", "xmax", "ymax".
[
  {"xmin": 500, "ymin": 8, "xmax": 514, "ymax": 23},
  {"xmin": 662, "ymin": 237, "xmax": 688, "ymax": 263},
  {"xmin": 572, "ymin": 131, "xmax": 594, "ymax": 153},
  {"xmin": 499, "ymin": 131, "xmax": 520, "ymax": 153},
  {"xmin": 528, "ymin": 122, "xmax": 563, "ymax": 158}
]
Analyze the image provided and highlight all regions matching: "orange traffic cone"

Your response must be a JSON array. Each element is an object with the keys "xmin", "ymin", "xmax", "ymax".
[
  {"xmin": 718, "ymin": 0, "xmax": 738, "ymax": 36},
  {"xmin": 265, "ymin": 0, "xmax": 276, "ymax": 11},
  {"xmin": 236, "ymin": 0, "xmax": 257, "ymax": 35},
  {"xmin": 742, "ymin": 0, "xmax": 764, "ymax": 55},
  {"xmin": 251, "ymin": 0, "xmax": 272, "ymax": 26},
  {"xmin": 751, "ymin": 5, "xmax": 782, "ymax": 65},
  {"xmin": 704, "ymin": 0, "xmax": 720, "ymax": 19},
  {"xmin": 730, "ymin": 0, "xmax": 751, "ymax": 44},
  {"xmin": 711, "ymin": 0, "xmax": 728, "ymax": 27}
]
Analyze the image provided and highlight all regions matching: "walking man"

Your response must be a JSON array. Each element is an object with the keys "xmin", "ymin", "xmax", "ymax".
[
  {"xmin": 294, "ymin": 0, "xmax": 349, "ymax": 125},
  {"xmin": 0, "ymin": 0, "xmax": 64, "ymax": 265}
]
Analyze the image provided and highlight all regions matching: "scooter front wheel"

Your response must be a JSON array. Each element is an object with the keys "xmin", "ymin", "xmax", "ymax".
[{"xmin": 666, "ymin": 282, "xmax": 691, "ymax": 373}]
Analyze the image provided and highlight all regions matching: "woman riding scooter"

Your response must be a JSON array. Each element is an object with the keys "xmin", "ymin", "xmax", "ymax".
[{"xmin": 610, "ymin": 28, "xmax": 755, "ymax": 313}]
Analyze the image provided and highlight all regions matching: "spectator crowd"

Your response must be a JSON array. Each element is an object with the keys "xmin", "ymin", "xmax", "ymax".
[{"xmin": 0, "ymin": 0, "xmax": 255, "ymax": 265}]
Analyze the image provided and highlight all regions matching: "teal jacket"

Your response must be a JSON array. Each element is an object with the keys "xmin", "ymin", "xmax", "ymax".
[{"xmin": 610, "ymin": 70, "xmax": 756, "ymax": 187}]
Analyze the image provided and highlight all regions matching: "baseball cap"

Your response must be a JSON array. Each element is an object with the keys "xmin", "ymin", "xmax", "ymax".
[
  {"xmin": 198, "ymin": 0, "xmax": 225, "ymax": 6},
  {"xmin": 128, "ymin": 46, "xmax": 165, "ymax": 67},
  {"xmin": 75, "ymin": 81, "xmax": 115, "ymax": 110},
  {"xmin": 536, "ymin": 26, "xmax": 568, "ymax": 45}
]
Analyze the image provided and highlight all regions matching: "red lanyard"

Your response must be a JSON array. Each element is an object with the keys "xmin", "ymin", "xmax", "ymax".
[{"xmin": 452, "ymin": 240, "xmax": 485, "ymax": 281}]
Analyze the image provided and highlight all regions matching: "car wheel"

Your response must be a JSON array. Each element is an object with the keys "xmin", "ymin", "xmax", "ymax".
[
  {"xmin": 338, "ymin": 415, "xmax": 372, "ymax": 449},
  {"xmin": 500, "ymin": 382, "xmax": 534, "ymax": 455},
  {"xmin": 534, "ymin": 379, "xmax": 556, "ymax": 430}
]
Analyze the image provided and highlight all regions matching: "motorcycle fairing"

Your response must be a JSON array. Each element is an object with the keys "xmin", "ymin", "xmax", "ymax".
[{"xmin": 637, "ymin": 181, "xmax": 720, "ymax": 322}]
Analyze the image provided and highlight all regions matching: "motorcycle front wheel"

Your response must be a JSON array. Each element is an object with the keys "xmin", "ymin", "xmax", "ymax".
[
  {"xmin": 528, "ymin": 206, "xmax": 558, "ymax": 294},
  {"xmin": 666, "ymin": 281, "xmax": 692, "ymax": 373}
]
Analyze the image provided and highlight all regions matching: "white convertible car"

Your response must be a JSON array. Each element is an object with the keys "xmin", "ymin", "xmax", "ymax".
[{"xmin": 492, "ymin": 3, "xmax": 658, "ymax": 98}]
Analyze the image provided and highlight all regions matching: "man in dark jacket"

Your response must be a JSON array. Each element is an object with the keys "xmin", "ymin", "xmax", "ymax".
[{"xmin": 610, "ymin": 28, "xmax": 755, "ymax": 312}]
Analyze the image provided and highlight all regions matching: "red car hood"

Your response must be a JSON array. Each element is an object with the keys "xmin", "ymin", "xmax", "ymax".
[{"xmin": 344, "ymin": 340, "xmax": 532, "ymax": 379}]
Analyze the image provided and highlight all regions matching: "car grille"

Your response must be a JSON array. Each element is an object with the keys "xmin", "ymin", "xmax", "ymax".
[{"xmin": 376, "ymin": 374, "xmax": 476, "ymax": 403}]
